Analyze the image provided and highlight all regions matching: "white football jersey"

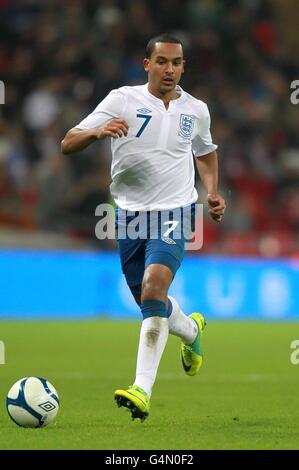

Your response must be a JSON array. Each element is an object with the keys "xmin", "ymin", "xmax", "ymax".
[{"xmin": 76, "ymin": 84, "xmax": 217, "ymax": 211}]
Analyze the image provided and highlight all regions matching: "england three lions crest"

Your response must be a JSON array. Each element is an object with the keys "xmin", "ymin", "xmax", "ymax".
[{"xmin": 179, "ymin": 114, "xmax": 195, "ymax": 138}]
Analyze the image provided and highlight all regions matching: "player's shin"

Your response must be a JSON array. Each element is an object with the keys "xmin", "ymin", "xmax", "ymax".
[
  {"xmin": 167, "ymin": 295, "xmax": 198, "ymax": 345},
  {"xmin": 133, "ymin": 301, "xmax": 169, "ymax": 397}
]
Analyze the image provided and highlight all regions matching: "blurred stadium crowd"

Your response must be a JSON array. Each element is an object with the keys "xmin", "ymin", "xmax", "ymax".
[{"xmin": 0, "ymin": 0, "xmax": 298, "ymax": 256}]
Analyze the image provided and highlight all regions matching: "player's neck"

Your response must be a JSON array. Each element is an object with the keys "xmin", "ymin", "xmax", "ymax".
[{"xmin": 147, "ymin": 83, "xmax": 180, "ymax": 110}]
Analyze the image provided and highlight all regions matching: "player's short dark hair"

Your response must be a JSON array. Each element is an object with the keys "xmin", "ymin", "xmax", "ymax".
[{"xmin": 145, "ymin": 33, "xmax": 184, "ymax": 58}]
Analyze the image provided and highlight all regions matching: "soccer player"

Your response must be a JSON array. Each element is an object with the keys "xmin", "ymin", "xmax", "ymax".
[{"xmin": 61, "ymin": 34, "xmax": 226, "ymax": 422}]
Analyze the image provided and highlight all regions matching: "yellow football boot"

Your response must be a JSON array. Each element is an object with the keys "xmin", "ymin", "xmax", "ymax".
[
  {"xmin": 114, "ymin": 385, "xmax": 150, "ymax": 422},
  {"xmin": 181, "ymin": 313, "xmax": 206, "ymax": 376}
]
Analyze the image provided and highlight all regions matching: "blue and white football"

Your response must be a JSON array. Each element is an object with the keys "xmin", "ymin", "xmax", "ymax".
[{"xmin": 6, "ymin": 377, "xmax": 59, "ymax": 428}]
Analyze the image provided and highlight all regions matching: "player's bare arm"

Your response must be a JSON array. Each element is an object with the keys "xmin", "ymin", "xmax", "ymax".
[
  {"xmin": 195, "ymin": 150, "xmax": 226, "ymax": 222},
  {"xmin": 61, "ymin": 118, "xmax": 129, "ymax": 155}
]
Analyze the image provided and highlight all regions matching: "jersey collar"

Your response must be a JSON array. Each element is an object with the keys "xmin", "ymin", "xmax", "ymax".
[{"xmin": 143, "ymin": 83, "xmax": 185, "ymax": 109}]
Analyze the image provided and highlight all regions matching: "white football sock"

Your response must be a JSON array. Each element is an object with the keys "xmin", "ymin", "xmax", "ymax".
[
  {"xmin": 168, "ymin": 295, "xmax": 198, "ymax": 345},
  {"xmin": 133, "ymin": 316, "xmax": 169, "ymax": 398}
]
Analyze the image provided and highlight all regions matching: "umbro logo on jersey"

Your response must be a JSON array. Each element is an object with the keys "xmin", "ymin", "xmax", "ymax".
[{"xmin": 137, "ymin": 108, "xmax": 152, "ymax": 114}]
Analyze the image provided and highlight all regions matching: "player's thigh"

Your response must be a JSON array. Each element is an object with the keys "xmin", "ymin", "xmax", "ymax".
[
  {"xmin": 141, "ymin": 239, "xmax": 185, "ymax": 302},
  {"xmin": 144, "ymin": 236, "xmax": 185, "ymax": 277},
  {"xmin": 117, "ymin": 237, "xmax": 145, "ymax": 305}
]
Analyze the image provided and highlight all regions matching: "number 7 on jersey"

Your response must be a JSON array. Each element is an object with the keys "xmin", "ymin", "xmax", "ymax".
[{"xmin": 136, "ymin": 113, "xmax": 152, "ymax": 138}]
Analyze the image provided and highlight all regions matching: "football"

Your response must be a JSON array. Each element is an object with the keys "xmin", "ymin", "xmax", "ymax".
[{"xmin": 6, "ymin": 377, "xmax": 59, "ymax": 428}]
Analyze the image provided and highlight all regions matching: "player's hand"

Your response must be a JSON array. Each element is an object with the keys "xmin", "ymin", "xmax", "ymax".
[
  {"xmin": 207, "ymin": 193, "xmax": 226, "ymax": 222},
  {"xmin": 94, "ymin": 119, "xmax": 129, "ymax": 140}
]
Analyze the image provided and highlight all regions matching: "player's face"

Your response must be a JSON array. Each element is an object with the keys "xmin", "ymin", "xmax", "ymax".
[{"xmin": 144, "ymin": 43, "xmax": 185, "ymax": 95}]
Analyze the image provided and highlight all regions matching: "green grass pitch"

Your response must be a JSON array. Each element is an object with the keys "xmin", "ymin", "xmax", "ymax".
[{"xmin": 0, "ymin": 320, "xmax": 299, "ymax": 450}]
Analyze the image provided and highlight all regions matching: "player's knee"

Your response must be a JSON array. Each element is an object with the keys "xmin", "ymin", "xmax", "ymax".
[
  {"xmin": 141, "ymin": 277, "xmax": 167, "ymax": 303},
  {"xmin": 141, "ymin": 269, "xmax": 170, "ymax": 303}
]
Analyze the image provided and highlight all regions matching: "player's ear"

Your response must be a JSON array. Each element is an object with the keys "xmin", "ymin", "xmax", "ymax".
[
  {"xmin": 182, "ymin": 59, "xmax": 186, "ymax": 73},
  {"xmin": 143, "ymin": 58, "xmax": 150, "ymax": 72}
]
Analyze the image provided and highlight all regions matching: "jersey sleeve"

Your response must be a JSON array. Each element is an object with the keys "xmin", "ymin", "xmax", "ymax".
[
  {"xmin": 192, "ymin": 103, "xmax": 218, "ymax": 157},
  {"xmin": 75, "ymin": 89, "xmax": 126, "ymax": 130}
]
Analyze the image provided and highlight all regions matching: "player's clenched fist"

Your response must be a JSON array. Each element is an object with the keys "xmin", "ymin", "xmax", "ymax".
[
  {"xmin": 95, "ymin": 119, "xmax": 129, "ymax": 140},
  {"xmin": 207, "ymin": 193, "xmax": 226, "ymax": 222},
  {"xmin": 61, "ymin": 119, "xmax": 129, "ymax": 154}
]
